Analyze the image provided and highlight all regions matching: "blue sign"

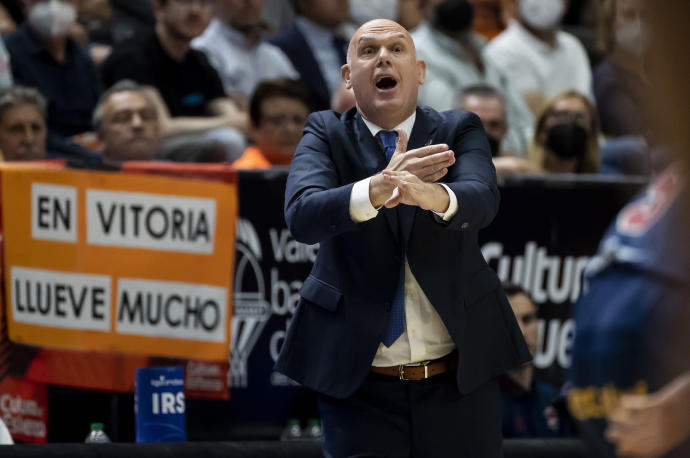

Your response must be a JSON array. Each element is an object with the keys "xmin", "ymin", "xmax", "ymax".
[{"xmin": 135, "ymin": 366, "xmax": 186, "ymax": 442}]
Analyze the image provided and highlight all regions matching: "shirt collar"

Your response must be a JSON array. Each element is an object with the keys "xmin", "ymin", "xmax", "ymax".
[
  {"xmin": 361, "ymin": 110, "xmax": 416, "ymax": 140},
  {"xmin": 509, "ymin": 19, "xmax": 562, "ymax": 54},
  {"xmin": 213, "ymin": 19, "xmax": 253, "ymax": 49}
]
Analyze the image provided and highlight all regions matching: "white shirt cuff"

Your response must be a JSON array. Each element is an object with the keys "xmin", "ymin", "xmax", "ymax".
[
  {"xmin": 350, "ymin": 177, "xmax": 379, "ymax": 223},
  {"xmin": 432, "ymin": 183, "xmax": 458, "ymax": 221}
]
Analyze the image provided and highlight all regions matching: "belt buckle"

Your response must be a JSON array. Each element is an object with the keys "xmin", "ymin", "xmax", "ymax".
[{"xmin": 398, "ymin": 360, "xmax": 431, "ymax": 381}]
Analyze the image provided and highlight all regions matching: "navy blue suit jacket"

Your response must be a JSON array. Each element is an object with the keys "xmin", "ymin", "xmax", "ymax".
[
  {"xmin": 269, "ymin": 24, "xmax": 346, "ymax": 112},
  {"xmin": 276, "ymin": 106, "xmax": 531, "ymax": 399}
]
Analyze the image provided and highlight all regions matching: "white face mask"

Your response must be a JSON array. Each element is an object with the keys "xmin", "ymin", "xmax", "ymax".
[
  {"xmin": 519, "ymin": 0, "xmax": 565, "ymax": 31},
  {"xmin": 350, "ymin": 0, "xmax": 398, "ymax": 25},
  {"xmin": 615, "ymin": 19, "xmax": 648, "ymax": 56},
  {"xmin": 29, "ymin": 0, "xmax": 77, "ymax": 38}
]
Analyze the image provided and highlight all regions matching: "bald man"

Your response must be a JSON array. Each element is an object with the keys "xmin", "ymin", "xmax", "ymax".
[{"xmin": 276, "ymin": 19, "xmax": 530, "ymax": 457}]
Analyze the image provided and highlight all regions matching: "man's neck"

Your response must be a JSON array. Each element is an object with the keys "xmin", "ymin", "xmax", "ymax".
[
  {"xmin": 227, "ymin": 20, "xmax": 263, "ymax": 48},
  {"xmin": 155, "ymin": 23, "xmax": 190, "ymax": 62},
  {"xmin": 507, "ymin": 363, "xmax": 533, "ymax": 391},
  {"xmin": 518, "ymin": 19, "xmax": 557, "ymax": 48}
]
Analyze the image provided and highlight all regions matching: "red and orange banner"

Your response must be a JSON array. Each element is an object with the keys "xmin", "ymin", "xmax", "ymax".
[{"xmin": 0, "ymin": 163, "xmax": 237, "ymax": 395}]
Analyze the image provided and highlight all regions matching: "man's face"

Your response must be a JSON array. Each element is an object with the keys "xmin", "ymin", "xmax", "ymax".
[
  {"xmin": 0, "ymin": 105, "xmax": 47, "ymax": 161},
  {"xmin": 342, "ymin": 19, "xmax": 425, "ymax": 128},
  {"xmin": 298, "ymin": 0, "xmax": 349, "ymax": 29},
  {"xmin": 507, "ymin": 292, "xmax": 538, "ymax": 356},
  {"xmin": 155, "ymin": 0, "xmax": 214, "ymax": 41},
  {"xmin": 100, "ymin": 91, "xmax": 160, "ymax": 161},
  {"xmin": 218, "ymin": 0, "xmax": 264, "ymax": 28},
  {"xmin": 461, "ymin": 95, "xmax": 507, "ymax": 143},
  {"xmin": 251, "ymin": 96, "xmax": 309, "ymax": 165}
]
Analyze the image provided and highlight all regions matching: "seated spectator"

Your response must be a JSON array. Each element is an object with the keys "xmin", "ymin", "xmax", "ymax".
[
  {"xmin": 233, "ymin": 78, "xmax": 309, "ymax": 169},
  {"xmin": 92, "ymin": 80, "xmax": 160, "ymax": 161},
  {"xmin": 412, "ymin": 0, "xmax": 533, "ymax": 155},
  {"xmin": 4, "ymin": 0, "xmax": 102, "ymax": 137},
  {"xmin": 101, "ymin": 0, "xmax": 248, "ymax": 162},
  {"xmin": 485, "ymin": 0, "xmax": 592, "ymax": 115},
  {"xmin": 269, "ymin": 0, "xmax": 349, "ymax": 111},
  {"xmin": 594, "ymin": 0, "xmax": 648, "ymax": 137},
  {"xmin": 0, "ymin": 85, "xmax": 46, "ymax": 161},
  {"xmin": 529, "ymin": 90, "xmax": 600, "ymax": 174},
  {"xmin": 458, "ymin": 84, "xmax": 538, "ymax": 174},
  {"xmin": 191, "ymin": 0, "xmax": 298, "ymax": 107},
  {"xmin": 500, "ymin": 282, "xmax": 572, "ymax": 438}
]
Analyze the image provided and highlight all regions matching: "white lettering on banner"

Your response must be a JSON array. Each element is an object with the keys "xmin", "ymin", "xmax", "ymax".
[
  {"xmin": 116, "ymin": 278, "xmax": 226, "ymax": 342},
  {"xmin": 151, "ymin": 392, "xmax": 185, "ymax": 415},
  {"xmin": 482, "ymin": 241, "xmax": 590, "ymax": 304},
  {"xmin": 11, "ymin": 267, "xmax": 111, "ymax": 331},
  {"xmin": 86, "ymin": 190, "xmax": 216, "ymax": 254},
  {"xmin": 0, "ymin": 394, "xmax": 44, "ymax": 418},
  {"xmin": 31, "ymin": 183, "xmax": 77, "ymax": 242},
  {"xmin": 269, "ymin": 228, "xmax": 318, "ymax": 263},
  {"xmin": 2, "ymin": 414, "xmax": 46, "ymax": 439},
  {"xmin": 535, "ymin": 318, "xmax": 575, "ymax": 369}
]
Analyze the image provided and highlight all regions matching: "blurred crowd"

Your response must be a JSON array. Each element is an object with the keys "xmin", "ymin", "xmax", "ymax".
[{"xmin": 0, "ymin": 0, "xmax": 657, "ymax": 178}]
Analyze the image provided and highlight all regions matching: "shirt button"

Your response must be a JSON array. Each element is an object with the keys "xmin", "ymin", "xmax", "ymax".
[{"xmin": 460, "ymin": 222, "xmax": 469, "ymax": 229}]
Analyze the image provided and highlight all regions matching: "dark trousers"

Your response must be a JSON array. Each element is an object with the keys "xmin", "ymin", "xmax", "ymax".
[{"xmin": 316, "ymin": 372, "xmax": 502, "ymax": 458}]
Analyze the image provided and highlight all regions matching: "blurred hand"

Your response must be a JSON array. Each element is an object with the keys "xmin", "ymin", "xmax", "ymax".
[
  {"xmin": 605, "ymin": 374, "xmax": 690, "ymax": 457},
  {"xmin": 370, "ymin": 129, "xmax": 455, "ymax": 208},
  {"xmin": 382, "ymin": 170, "xmax": 450, "ymax": 213}
]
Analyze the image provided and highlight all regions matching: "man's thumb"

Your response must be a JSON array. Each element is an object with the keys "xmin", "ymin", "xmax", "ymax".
[{"xmin": 394, "ymin": 128, "xmax": 408, "ymax": 155}]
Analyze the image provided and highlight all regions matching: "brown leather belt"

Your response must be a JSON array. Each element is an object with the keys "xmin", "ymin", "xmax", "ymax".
[{"xmin": 370, "ymin": 355, "xmax": 458, "ymax": 381}]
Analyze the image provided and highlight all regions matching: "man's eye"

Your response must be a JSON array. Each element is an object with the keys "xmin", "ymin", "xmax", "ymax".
[
  {"xmin": 362, "ymin": 47, "xmax": 374, "ymax": 55},
  {"xmin": 393, "ymin": 46, "xmax": 402, "ymax": 53}
]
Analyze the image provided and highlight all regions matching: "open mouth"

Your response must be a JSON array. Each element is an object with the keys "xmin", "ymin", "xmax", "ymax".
[{"xmin": 375, "ymin": 76, "xmax": 398, "ymax": 90}]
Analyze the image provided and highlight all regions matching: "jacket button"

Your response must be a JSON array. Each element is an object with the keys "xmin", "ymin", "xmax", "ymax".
[{"xmin": 460, "ymin": 222, "xmax": 469, "ymax": 229}]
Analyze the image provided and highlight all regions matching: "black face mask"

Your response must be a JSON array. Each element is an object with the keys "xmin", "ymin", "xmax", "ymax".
[
  {"xmin": 434, "ymin": 0, "xmax": 475, "ymax": 35},
  {"xmin": 487, "ymin": 136, "xmax": 500, "ymax": 157},
  {"xmin": 546, "ymin": 122, "xmax": 588, "ymax": 159}
]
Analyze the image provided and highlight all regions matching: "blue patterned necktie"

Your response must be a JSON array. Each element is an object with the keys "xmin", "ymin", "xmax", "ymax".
[{"xmin": 377, "ymin": 130, "xmax": 405, "ymax": 347}]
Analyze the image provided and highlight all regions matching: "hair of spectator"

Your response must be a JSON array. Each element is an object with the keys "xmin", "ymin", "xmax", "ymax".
[
  {"xmin": 92, "ymin": 80, "xmax": 158, "ymax": 133},
  {"xmin": 530, "ymin": 90, "xmax": 601, "ymax": 174},
  {"xmin": 0, "ymin": 86, "xmax": 47, "ymax": 121},
  {"xmin": 458, "ymin": 84, "xmax": 506, "ymax": 107},
  {"xmin": 249, "ymin": 78, "xmax": 311, "ymax": 126},
  {"xmin": 502, "ymin": 281, "xmax": 539, "ymax": 312}
]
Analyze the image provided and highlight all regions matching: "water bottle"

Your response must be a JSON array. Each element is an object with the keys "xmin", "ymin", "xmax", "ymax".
[
  {"xmin": 303, "ymin": 418, "xmax": 322, "ymax": 440},
  {"xmin": 85, "ymin": 423, "xmax": 111, "ymax": 443},
  {"xmin": 280, "ymin": 418, "xmax": 302, "ymax": 441}
]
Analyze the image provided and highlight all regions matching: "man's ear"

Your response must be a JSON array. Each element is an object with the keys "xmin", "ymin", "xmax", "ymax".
[
  {"xmin": 341, "ymin": 64, "xmax": 352, "ymax": 89},
  {"xmin": 417, "ymin": 60, "xmax": 426, "ymax": 85}
]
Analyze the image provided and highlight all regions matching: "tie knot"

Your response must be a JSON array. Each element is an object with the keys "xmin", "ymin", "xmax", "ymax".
[{"xmin": 378, "ymin": 130, "xmax": 398, "ymax": 161}]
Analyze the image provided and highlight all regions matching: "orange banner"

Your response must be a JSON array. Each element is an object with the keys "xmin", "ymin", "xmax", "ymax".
[{"xmin": 1, "ymin": 165, "xmax": 236, "ymax": 362}]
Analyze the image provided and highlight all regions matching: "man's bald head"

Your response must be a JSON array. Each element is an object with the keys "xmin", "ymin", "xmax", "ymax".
[{"xmin": 342, "ymin": 19, "xmax": 425, "ymax": 129}]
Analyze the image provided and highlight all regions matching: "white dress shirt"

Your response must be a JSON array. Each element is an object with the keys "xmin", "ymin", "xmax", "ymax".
[
  {"xmin": 349, "ymin": 112, "xmax": 458, "ymax": 366},
  {"xmin": 485, "ymin": 20, "xmax": 593, "ymax": 101},
  {"xmin": 192, "ymin": 19, "xmax": 298, "ymax": 96},
  {"xmin": 294, "ymin": 16, "xmax": 345, "ymax": 99}
]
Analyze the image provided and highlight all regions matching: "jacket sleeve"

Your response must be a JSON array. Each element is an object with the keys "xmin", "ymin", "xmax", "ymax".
[
  {"xmin": 284, "ymin": 112, "xmax": 360, "ymax": 244},
  {"xmin": 441, "ymin": 111, "xmax": 500, "ymax": 231}
]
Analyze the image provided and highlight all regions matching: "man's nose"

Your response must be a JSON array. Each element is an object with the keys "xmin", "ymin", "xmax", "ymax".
[
  {"xmin": 376, "ymin": 48, "xmax": 392, "ymax": 66},
  {"xmin": 21, "ymin": 126, "xmax": 36, "ymax": 144},
  {"xmin": 131, "ymin": 113, "xmax": 144, "ymax": 129}
]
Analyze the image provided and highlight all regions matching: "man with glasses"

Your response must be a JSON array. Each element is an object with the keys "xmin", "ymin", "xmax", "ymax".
[{"xmin": 102, "ymin": 0, "xmax": 249, "ymax": 162}]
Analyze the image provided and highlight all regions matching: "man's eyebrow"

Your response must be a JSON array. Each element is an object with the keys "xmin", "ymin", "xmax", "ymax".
[{"xmin": 357, "ymin": 33, "xmax": 408, "ymax": 45}]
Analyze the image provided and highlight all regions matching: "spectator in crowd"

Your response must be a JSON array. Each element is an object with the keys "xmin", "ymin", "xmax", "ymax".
[
  {"xmin": 472, "ymin": 0, "xmax": 506, "ymax": 40},
  {"xmin": 485, "ymin": 0, "xmax": 592, "ymax": 115},
  {"xmin": 594, "ymin": 0, "xmax": 647, "ymax": 137},
  {"xmin": 92, "ymin": 80, "xmax": 161, "ymax": 162},
  {"xmin": 412, "ymin": 0, "xmax": 533, "ymax": 155},
  {"xmin": 269, "ymin": 0, "xmax": 349, "ymax": 111},
  {"xmin": 0, "ymin": 37, "xmax": 12, "ymax": 87},
  {"xmin": 101, "ymin": 0, "xmax": 248, "ymax": 162},
  {"xmin": 4, "ymin": 0, "xmax": 102, "ymax": 137},
  {"xmin": 191, "ymin": 0, "xmax": 298, "ymax": 107},
  {"xmin": 0, "ymin": 86, "xmax": 46, "ymax": 161},
  {"xmin": 500, "ymin": 282, "xmax": 572, "ymax": 438},
  {"xmin": 529, "ymin": 90, "xmax": 600, "ymax": 174},
  {"xmin": 233, "ymin": 78, "xmax": 309, "ymax": 169},
  {"xmin": 458, "ymin": 84, "xmax": 538, "ymax": 174}
]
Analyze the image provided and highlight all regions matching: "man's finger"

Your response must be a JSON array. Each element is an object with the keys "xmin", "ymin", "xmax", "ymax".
[
  {"xmin": 421, "ymin": 168, "xmax": 448, "ymax": 183},
  {"xmin": 407, "ymin": 143, "xmax": 450, "ymax": 158},
  {"xmin": 392, "ymin": 128, "xmax": 409, "ymax": 156},
  {"xmin": 384, "ymin": 187, "xmax": 402, "ymax": 208}
]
